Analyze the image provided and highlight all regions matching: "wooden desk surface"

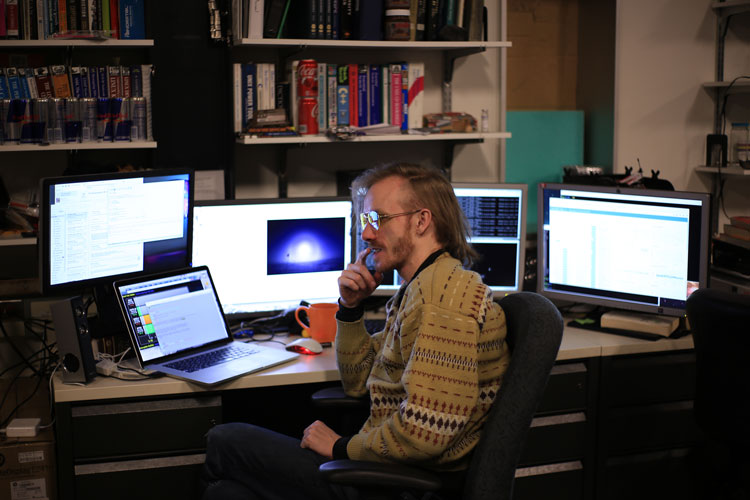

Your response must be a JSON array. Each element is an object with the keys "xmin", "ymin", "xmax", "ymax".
[{"xmin": 53, "ymin": 326, "xmax": 694, "ymax": 404}]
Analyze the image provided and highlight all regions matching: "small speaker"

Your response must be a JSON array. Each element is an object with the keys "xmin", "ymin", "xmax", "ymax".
[{"xmin": 51, "ymin": 297, "xmax": 97, "ymax": 384}]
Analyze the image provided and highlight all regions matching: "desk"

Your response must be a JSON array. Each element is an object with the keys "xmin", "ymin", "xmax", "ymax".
[{"xmin": 53, "ymin": 327, "xmax": 696, "ymax": 500}]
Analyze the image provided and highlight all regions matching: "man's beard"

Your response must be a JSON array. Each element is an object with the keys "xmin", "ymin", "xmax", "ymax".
[{"xmin": 376, "ymin": 231, "xmax": 414, "ymax": 276}]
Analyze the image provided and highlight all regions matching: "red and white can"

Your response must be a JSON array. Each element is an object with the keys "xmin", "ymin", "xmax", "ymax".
[
  {"xmin": 297, "ymin": 60, "xmax": 318, "ymax": 98},
  {"xmin": 299, "ymin": 97, "xmax": 319, "ymax": 135}
]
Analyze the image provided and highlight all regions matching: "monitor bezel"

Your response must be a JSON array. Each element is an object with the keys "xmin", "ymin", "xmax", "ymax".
[
  {"xmin": 39, "ymin": 168, "xmax": 195, "ymax": 295},
  {"xmin": 191, "ymin": 196, "xmax": 354, "ymax": 318},
  {"xmin": 536, "ymin": 182, "xmax": 711, "ymax": 317}
]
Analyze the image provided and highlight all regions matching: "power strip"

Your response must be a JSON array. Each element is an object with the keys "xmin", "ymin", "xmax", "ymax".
[{"xmin": 96, "ymin": 359, "xmax": 153, "ymax": 380}]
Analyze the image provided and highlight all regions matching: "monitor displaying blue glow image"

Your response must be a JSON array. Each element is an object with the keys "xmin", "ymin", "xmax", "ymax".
[
  {"xmin": 267, "ymin": 218, "xmax": 346, "ymax": 275},
  {"xmin": 192, "ymin": 198, "xmax": 352, "ymax": 316}
]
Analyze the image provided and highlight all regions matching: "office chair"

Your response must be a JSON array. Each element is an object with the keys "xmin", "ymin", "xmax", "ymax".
[
  {"xmin": 315, "ymin": 291, "xmax": 564, "ymax": 500},
  {"xmin": 686, "ymin": 288, "xmax": 750, "ymax": 499}
]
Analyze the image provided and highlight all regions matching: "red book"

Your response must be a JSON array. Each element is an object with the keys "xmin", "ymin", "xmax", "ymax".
[
  {"xmin": 348, "ymin": 63, "xmax": 357, "ymax": 128},
  {"xmin": 110, "ymin": 0, "xmax": 119, "ymax": 38},
  {"xmin": 730, "ymin": 216, "xmax": 750, "ymax": 231},
  {"xmin": 5, "ymin": 0, "xmax": 19, "ymax": 37},
  {"xmin": 34, "ymin": 67, "xmax": 54, "ymax": 98}
]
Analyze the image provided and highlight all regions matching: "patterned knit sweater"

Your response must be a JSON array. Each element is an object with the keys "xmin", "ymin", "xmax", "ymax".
[{"xmin": 335, "ymin": 252, "xmax": 510, "ymax": 470}]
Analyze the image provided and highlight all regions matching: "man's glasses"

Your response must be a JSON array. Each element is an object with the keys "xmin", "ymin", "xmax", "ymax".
[{"xmin": 359, "ymin": 209, "xmax": 422, "ymax": 231}]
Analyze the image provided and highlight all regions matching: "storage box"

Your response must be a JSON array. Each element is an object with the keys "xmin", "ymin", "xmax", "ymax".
[{"xmin": 0, "ymin": 440, "xmax": 56, "ymax": 500}]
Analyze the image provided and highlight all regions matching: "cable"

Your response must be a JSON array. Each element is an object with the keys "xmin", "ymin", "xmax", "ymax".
[{"xmin": 0, "ymin": 319, "xmax": 42, "ymax": 377}]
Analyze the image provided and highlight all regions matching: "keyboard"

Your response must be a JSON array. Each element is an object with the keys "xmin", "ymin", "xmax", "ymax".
[{"xmin": 165, "ymin": 345, "xmax": 260, "ymax": 373}]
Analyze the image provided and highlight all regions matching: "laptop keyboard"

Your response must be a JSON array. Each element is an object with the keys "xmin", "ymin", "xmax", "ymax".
[{"xmin": 165, "ymin": 345, "xmax": 261, "ymax": 373}]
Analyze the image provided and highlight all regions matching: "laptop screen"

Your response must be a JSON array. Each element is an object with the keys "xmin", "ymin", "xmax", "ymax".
[{"xmin": 116, "ymin": 267, "xmax": 229, "ymax": 363}]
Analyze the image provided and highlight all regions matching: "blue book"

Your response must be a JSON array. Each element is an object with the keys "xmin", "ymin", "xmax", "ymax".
[
  {"xmin": 401, "ymin": 63, "xmax": 409, "ymax": 131},
  {"xmin": 357, "ymin": 65, "xmax": 367, "ymax": 127},
  {"xmin": 368, "ymin": 64, "xmax": 381, "ymax": 125},
  {"xmin": 17, "ymin": 69, "xmax": 31, "ymax": 99},
  {"xmin": 98, "ymin": 67, "xmax": 109, "ymax": 97},
  {"xmin": 242, "ymin": 63, "xmax": 256, "ymax": 130},
  {"xmin": 88, "ymin": 67, "xmax": 99, "ymax": 98},
  {"xmin": 331, "ymin": 0, "xmax": 340, "ymax": 39},
  {"xmin": 336, "ymin": 65, "xmax": 349, "ymax": 126},
  {"xmin": 6, "ymin": 69, "xmax": 22, "ymax": 99},
  {"xmin": 81, "ymin": 68, "xmax": 90, "ymax": 98},
  {"xmin": 130, "ymin": 66, "xmax": 143, "ymax": 97},
  {"xmin": 0, "ymin": 70, "xmax": 10, "ymax": 99},
  {"xmin": 70, "ymin": 68, "xmax": 84, "ymax": 98},
  {"xmin": 119, "ymin": 0, "xmax": 145, "ymax": 39},
  {"xmin": 357, "ymin": 0, "xmax": 383, "ymax": 40}
]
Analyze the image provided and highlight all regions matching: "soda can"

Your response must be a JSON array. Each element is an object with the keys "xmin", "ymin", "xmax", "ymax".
[
  {"xmin": 299, "ymin": 97, "xmax": 319, "ymax": 135},
  {"xmin": 81, "ymin": 97, "xmax": 97, "ymax": 142},
  {"xmin": 297, "ymin": 60, "xmax": 318, "ymax": 98},
  {"xmin": 130, "ymin": 96, "xmax": 147, "ymax": 141},
  {"xmin": 7, "ymin": 99, "xmax": 28, "ymax": 143},
  {"xmin": 113, "ymin": 97, "xmax": 131, "ymax": 141},
  {"xmin": 96, "ymin": 97, "xmax": 112, "ymax": 141},
  {"xmin": 64, "ymin": 97, "xmax": 82, "ymax": 143},
  {"xmin": 18, "ymin": 99, "xmax": 36, "ymax": 144},
  {"xmin": 0, "ymin": 99, "xmax": 10, "ymax": 144},
  {"xmin": 46, "ymin": 98, "xmax": 64, "ymax": 144}
]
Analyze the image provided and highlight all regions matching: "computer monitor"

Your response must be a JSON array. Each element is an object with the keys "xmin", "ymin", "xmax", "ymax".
[
  {"xmin": 537, "ymin": 183, "xmax": 711, "ymax": 317},
  {"xmin": 191, "ymin": 197, "xmax": 353, "ymax": 317},
  {"xmin": 39, "ymin": 169, "xmax": 194, "ymax": 294},
  {"xmin": 358, "ymin": 183, "xmax": 527, "ymax": 297}
]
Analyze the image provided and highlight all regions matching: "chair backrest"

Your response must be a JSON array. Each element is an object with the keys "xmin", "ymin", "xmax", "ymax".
[
  {"xmin": 686, "ymin": 287, "xmax": 750, "ymax": 448},
  {"xmin": 462, "ymin": 292, "xmax": 563, "ymax": 500}
]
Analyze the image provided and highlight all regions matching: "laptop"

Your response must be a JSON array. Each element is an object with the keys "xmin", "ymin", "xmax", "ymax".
[{"xmin": 113, "ymin": 265, "xmax": 298, "ymax": 385}]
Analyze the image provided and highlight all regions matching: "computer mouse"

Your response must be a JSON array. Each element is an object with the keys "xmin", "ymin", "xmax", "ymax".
[{"xmin": 285, "ymin": 337, "xmax": 323, "ymax": 355}]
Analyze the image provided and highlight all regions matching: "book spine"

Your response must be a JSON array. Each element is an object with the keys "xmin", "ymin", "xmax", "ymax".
[
  {"xmin": 730, "ymin": 216, "xmax": 750, "ymax": 231},
  {"xmin": 118, "ymin": 0, "xmax": 144, "ymax": 39},
  {"xmin": 51, "ymin": 0, "xmax": 60, "ymax": 36},
  {"xmin": 317, "ymin": 0, "xmax": 324, "ymax": 38},
  {"xmin": 390, "ymin": 64, "xmax": 402, "ymax": 128},
  {"xmin": 121, "ymin": 65, "xmax": 131, "ymax": 97},
  {"xmin": 97, "ymin": 66, "xmax": 108, "ymax": 97},
  {"xmin": 5, "ymin": 0, "xmax": 18, "ymax": 37},
  {"xmin": 79, "ymin": 0, "xmax": 89, "ymax": 31},
  {"xmin": 356, "ymin": 64, "xmax": 367, "ymax": 127},
  {"xmin": 407, "ymin": 62, "xmax": 423, "ymax": 129},
  {"xmin": 57, "ymin": 0, "xmax": 68, "ymax": 34},
  {"xmin": 26, "ymin": 68, "xmax": 38, "ymax": 98},
  {"xmin": 34, "ymin": 67, "xmax": 54, "ymax": 98},
  {"xmin": 243, "ymin": 63, "xmax": 256, "ymax": 130},
  {"xmin": 268, "ymin": 63, "xmax": 276, "ymax": 110},
  {"xmin": 288, "ymin": 60, "xmax": 299, "ymax": 130},
  {"xmin": 17, "ymin": 68, "xmax": 31, "ymax": 98},
  {"xmin": 327, "ymin": 64, "xmax": 337, "ymax": 128},
  {"xmin": 130, "ymin": 65, "xmax": 142, "ymax": 97},
  {"xmin": 400, "ymin": 63, "xmax": 408, "ymax": 130},
  {"xmin": 368, "ymin": 64, "xmax": 381, "ymax": 125},
  {"xmin": 324, "ymin": 0, "xmax": 332, "ymax": 39},
  {"xmin": 50, "ymin": 64, "xmax": 72, "ymax": 97},
  {"xmin": 70, "ymin": 66, "xmax": 83, "ymax": 97},
  {"xmin": 317, "ymin": 62, "xmax": 326, "ymax": 131},
  {"xmin": 409, "ymin": 0, "xmax": 417, "ymax": 41},
  {"xmin": 107, "ymin": 65, "xmax": 120, "ymax": 97},
  {"xmin": 102, "ymin": 0, "xmax": 110, "ymax": 33},
  {"xmin": 0, "ymin": 69, "xmax": 9, "ymax": 99},
  {"xmin": 416, "ymin": 0, "xmax": 426, "ymax": 40},
  {"xmin": 425, "ymin": 0, "xmax": 438, "ymax": 40},
  {"xmin": 357, "ymin": 0, "xmax": 382, "ymax": 40},
  {"xmin": 348, "ymin": 63, "xmax": 357, "ymax": 127},
  {"xmin": 0, "ymin": 1, "xmax": 6, "ymax": 38},
  {"xmin": 263, "ymin": 0, "xmax": 286, "ymax": 38},
  {"xmin": 443, "ymin": 0, "xmax": 456, "ymax": 26},
  {"xmin": 381, "ymin": 64, "xmax": 389, "ymax": 125},
  {"xmin": 331, "ymin": 0, "xmax": 339, "ymax": 39},
  {"xmin": 79, "ymin": 67, "xmax": 89, "ymax": 97},
  {"xmin": 336, "ymin": 64, "xmax": 349, "ymax": 126},
  {"xmin": 248, "ymin": 0, "xmax": 263, "ymax": 39},
  {"xmin": 109, "ymin": 0, "xmax": 118, "ymax": 37},
  {"xmin": 339, "ymin": 0, "xmax": 352, "ymax": 39},
  {"xmin": 7, "ymin": 68, "xmax": 22, "ymax": 98},
  {"xmin": 88, "ymin": 66, "xmax": 99, "ymax": 97}
]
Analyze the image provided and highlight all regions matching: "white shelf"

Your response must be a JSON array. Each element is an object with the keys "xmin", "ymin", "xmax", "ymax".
[
  {"xmin": 0, "ymin": 238, "xmax": 36, "ymax": 246},
  {"xmin": 696, "ymin": 165, "xmax": 750, "ymax": 175},
  {"xmin": 0, "ymin": 39, "xmax": 154, "ymax": 47},
  {"xmin": 236, "ymin": 39, "xmax": 511, "ymax": 50},
  {"xmin": 237, "ymin": 131, "xmax": 511, "ymax": 145},
  {"xmin": 702, "ymin": 80, "xmax": 750, "ymax": 94},
  {"xmin": 0, "ymin": 141, "xmax": 157, "ymax": 152}
]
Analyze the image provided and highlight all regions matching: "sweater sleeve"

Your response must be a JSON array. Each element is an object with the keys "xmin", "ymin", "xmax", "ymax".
[
  {"xmin": 345, "ymin": 303, "xmax": 483, "ymax": 464},
  {"xmin": 335, "ymin": 317, "xmax": 382, "ymax": 398}
]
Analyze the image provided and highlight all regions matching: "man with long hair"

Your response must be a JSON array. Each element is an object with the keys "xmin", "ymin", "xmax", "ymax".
[{"xmin": 202, "ymin": 163, "xmax": 510, "ymax": 499}]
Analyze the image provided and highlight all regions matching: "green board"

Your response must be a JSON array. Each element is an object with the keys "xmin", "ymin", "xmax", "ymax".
[{"xmin": 506, "ymin": 111, "xmax": 584, "ymax": 234}]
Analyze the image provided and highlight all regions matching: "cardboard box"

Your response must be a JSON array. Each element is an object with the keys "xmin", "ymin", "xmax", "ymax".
[{"xmin": 0, "ymin": 439, "xmax": 56, "ymax": 500}]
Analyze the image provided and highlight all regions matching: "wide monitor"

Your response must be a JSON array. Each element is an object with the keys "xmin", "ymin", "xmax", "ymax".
[
  {"xmin": 191, "ymin": 197, "xmax": 353, "ymax": 317},
  {"xmin": 360, "ymin": 183, "xmax": 527, "ymax": 297},
  {"xmin": 39, "ymin": 169, "xmax": 194, "ymax": 294},
  {"xmin": 537, "ymin": 183, "xmax": 711, "ymax": 317}
]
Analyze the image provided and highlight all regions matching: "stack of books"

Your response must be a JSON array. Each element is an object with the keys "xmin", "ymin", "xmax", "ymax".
[{"xmin": 719, "ymin": 216, "xmax": 750, "ymax": 248}]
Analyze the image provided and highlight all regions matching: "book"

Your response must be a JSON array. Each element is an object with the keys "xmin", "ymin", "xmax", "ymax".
[
  {"xmin": 409, "ymin": 0, "xmax": 417, "ymax": 40},
  {"xmin": 248, "ymin": 0, "xmax": 263, "ymax": 39},
  {"xmin": 5, "ymin": 0, "xmax": 19, "ymax": 38},
  {"xmin": 97, "ymin": 66, "xmax": 108, "ymax": 97},
  {"xmin": 121, "ymin": 66, "xmax": 131, "ymax": 97},
  {"xmin": 34, "ymin": 67, "xmax": 53, "ymax": 98},
  {"xmin": 717, "ymin": 233, "xmax": 750, "ymax": 251},
  {"xmin": 288, "ymin": 0, "xmax": 316, "ymax": 38},
  {"xmin": 730, "ymin": 215, "xmax": 750, "ymax": 231},
  {"xmin": 0, "ymin": 69, "xmax": 10, "ymax": 99},
  {"xmin": 317, "ymin": 0, "xmax": 324, "ymax": 38},
  {"xmin": 58, "ymin": 0, "xmax": 68, "ymax": 35},
  {"xmin": 6, "ymin": 68, "xmax": 22, "ymax": 98},
  {"xmin": 724, "ymin": 223, "xmax": 750, "ymax": 242},
  {"xmin": 70, "ymin": 67, "xmax": 83, "ymax": 97},
  {"xmin": 327, "ymin": 64, "xmax": 337, "ymax": 128},
  {"xmin": 356, "ymin": 64, "xmax": 367, "ymax": 127},
  {"xmin": 119, "ymin": 0, "xmax": 144, "ymax": 39},
  {"xmin": 130, "ymin": 65, "xmax": 143, "ymax": 97},
  {"xmin": 68, "ymin": 0, "xmax": 79, "ymax": 32},
  {"xmin": 287, "ymin": 59, "xmax": 299, "ymax": 130},
  {"xmin": 88, "ymin": 66, "xmax": 99, "ymax": 97},
  {"xmin": 407, "ymin": 62, "xmax": 423, "ymax": 130},
  {"xmin": 16, "ymin": 68, "xmax": 30, "ymax": 98},
  {"xmin": 50, "ymin": 65, "xmax": 72, "ymax": 97},
  {"xmin": 102, "ymin": 0, "xmax": 110, "ymax": 33},
  {"xmin": 425, "ymin": 0, "xmax": 439, "ymax": 40},
  {"xmin": 109, "ymin": 0, "xmax": 119, "ymax": 38},
  {"xmin": 442, "ymin": 0, "xmax": 457, "ymax": 26},
  {"xmin": 600, "ymin": 310, "xmax": 679, "ymax": 337},
  {"xmin": 389, "ymin": 63, "xmax": 402, "ymax": 128},
  {"xmin": 107, "ymin": 65, "xmax": 122, "ymax": 97},
  {"xmin": 368, "ymin": 64, "xmax": 381, "ymax": 125},
  {"xmin": 331, "ymin": 0, "xmax": 339, "ymax": 39},
  {"xmin": 263, "ymin": 0, "xmax": 288, "ymax": 38},
  {"xmin": 348, "ymin": 63, "xmax": 358, "ymax": 129},
  {"xmin": 25, "ymin": 67, "xmax": 37, "ymax": 97},
  {"xmin": 0, "ymin": 1, "xmax": 6, "ymax": 38},
  {"xmin": 381, "ymin": 64, "xmax": 389, "ymax": 125},
  {"xmin": 80, "ymin": 0, "xmax": 89, "ymax": 31},
  {"xmin": 324, "ymin": 0, "xmax": 332, "ymax": 38},
  {"xmin": 336, "ymin": 64, "xmax": 349, "ymax": 126},
  {"xmin": 400, "ymin": 62, "xmax": 408, "ymax": 131},
  {"xmin": 357, "ymin": 0, "xmax": 382, "ymax": 40},
  {"xmin": 462, "ymin": 0, "xmax": 483, "ymax": 41},
  {"xmin": 317, "ymin": 62, "xmax": 326, "ymax": 131},
  {"xmin": 416, "ymin": 0, "xmax": 426, "ymax": 40},
  {"xmin": 340, "ymin": 0, "xmax": 353, "ymax": 39}
]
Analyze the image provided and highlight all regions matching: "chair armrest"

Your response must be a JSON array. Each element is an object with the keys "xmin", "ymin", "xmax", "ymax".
[
  {"xmin": 319, "ymin": 460, "xmax": 442, "ymax": 491},
  {"xmin": 311, "ymin": 386, "xmax": 369, "ymax": 409}
]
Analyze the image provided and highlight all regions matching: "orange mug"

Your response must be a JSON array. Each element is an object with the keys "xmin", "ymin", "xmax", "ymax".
[{"xmin": 294, "ymin": 303, "xmax": 339, "ymax": 343}]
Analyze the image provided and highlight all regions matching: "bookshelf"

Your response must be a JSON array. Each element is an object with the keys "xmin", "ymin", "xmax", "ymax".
[
  {"xmin": 0, "ymin": 141, "xmax": 157, "ymax": 152},
  {"xmin": 0, "ymin": 39, "xmax": 154, "ymax": 47},
  {"xmin": 236, "ymin": 39, "xmax": 511, "ymax": 49}
]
